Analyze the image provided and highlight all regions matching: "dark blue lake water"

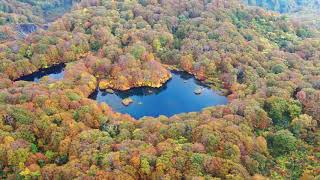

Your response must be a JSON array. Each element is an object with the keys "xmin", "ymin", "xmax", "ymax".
[
  {"xmin": 15, "ymin": 64, "xmax": 65, "ymax": 82},
  {"xmin": 90, "ymin": 71, "xmax": 228, "ymax": 119}
]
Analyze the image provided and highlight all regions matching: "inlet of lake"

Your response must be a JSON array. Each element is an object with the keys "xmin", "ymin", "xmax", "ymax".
[
  {"xmin": 16, "ymin": 65, "xmax": 228, "ymax": 119},
  {"xmin": 15, "ymin": 63, "xmax": 65, "ymax": 82}
]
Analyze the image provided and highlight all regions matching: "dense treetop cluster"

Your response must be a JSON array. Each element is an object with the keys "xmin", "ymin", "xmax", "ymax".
[{"xmin": 0, "ymin": 0, "xmax": 319, "ymax": 179}]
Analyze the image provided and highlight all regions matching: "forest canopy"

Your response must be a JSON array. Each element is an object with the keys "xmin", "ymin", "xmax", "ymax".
[{"xmin": 0, "ymin": 0, "xmax": 319, "ymax": 179}]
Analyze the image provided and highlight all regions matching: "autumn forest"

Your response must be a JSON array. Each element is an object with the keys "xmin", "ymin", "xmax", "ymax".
[{"xmin": 0, "ymin": 0, "xmax": 319, "ymax": 179}]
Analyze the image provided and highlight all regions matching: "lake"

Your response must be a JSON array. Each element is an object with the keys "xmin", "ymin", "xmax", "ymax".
[
  {"xmin": 15, "ymin": 63, "xmax": 65, "ymax": 82},
  {"xmin": 90, "ymin": 71, "xmax": 228, "ymax": 119}
]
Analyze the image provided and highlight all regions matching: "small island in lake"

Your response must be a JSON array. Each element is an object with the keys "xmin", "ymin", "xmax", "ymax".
[
  {"xmin": 122, "ymin": 98, "xmax": 133, "ymax": 106},
  {"xmin": 194, "ymin": 88, "xmax": 203, "ymax": 95}
]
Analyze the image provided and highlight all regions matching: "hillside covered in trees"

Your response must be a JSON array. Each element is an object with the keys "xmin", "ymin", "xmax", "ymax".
[
  {"xmin": 244, "ymin": 0, "xmax": 320, "ymax": 28},
  {"xmin": 244, "ymin": 0, "xmax": 320, "ymax": 13},
  {"xmin": 0, "ymin": 0, "xmax": 319, "ymax": 179},
  {"xmin": 0, "ymin": 0, "xmax": 78, "ymax": 24}
]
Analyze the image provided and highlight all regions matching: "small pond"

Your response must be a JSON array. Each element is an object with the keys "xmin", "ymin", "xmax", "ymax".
[
  {"xmin": 15, "ymin": 63, "xmax": 65, "ymax": 82},
  {"xmin": 90, "ymin": 71, "xmax": 228, "ymax": 119}
]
